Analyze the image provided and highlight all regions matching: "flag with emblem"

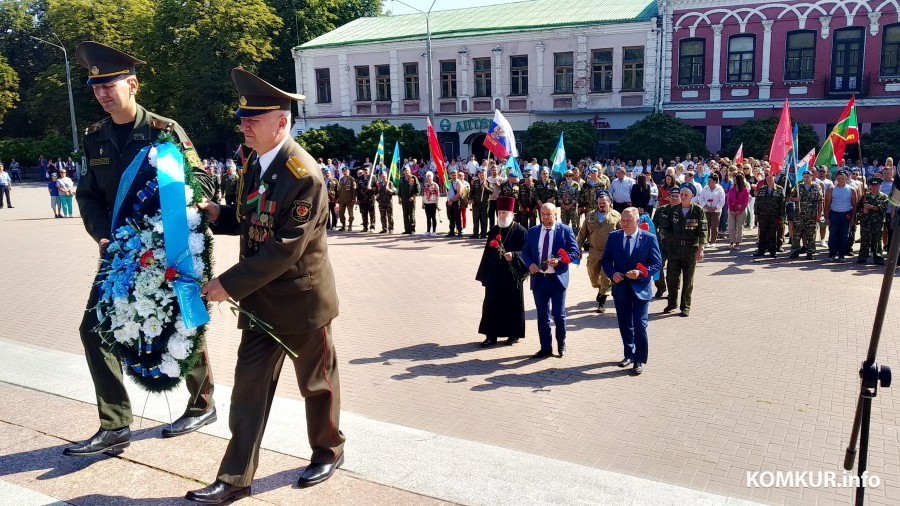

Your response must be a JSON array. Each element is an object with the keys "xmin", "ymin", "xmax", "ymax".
[
  {"xmin": 814, "ymin": 96, "xmax": 859, "ymax": 167},
  {"xmin": 550, "ymin": 132, "xmax": 567, "ymax": 181},
  {"xmin": 734, "ymin": 143, "xmax": 744, "ymax": 167},
  {"xmin": 373, "ymin": 132, "xmax": 385, "ymax": 168},
  {"xmin": 389, "ymin": 141, "xmax": 401, "ymax": 189}
]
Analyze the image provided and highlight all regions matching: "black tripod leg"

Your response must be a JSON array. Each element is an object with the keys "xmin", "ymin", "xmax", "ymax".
[{"xmin": 856, "ymin": 395, "xmax": 872, "ymax": 506}]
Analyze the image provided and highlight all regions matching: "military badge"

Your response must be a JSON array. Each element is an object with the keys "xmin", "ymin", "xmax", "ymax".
[
  {"xmin": 90, "ymin": 66, "xmax": 99, "ymax": 76},
  {"xmin": 292, "ymin": 200, "xmax": 312, "ymax": 223},
  {"xmin": 184, "ymin": 148, "xmax": 202, "ymax": 169},
  {"xmin": 286, "ymin": 156, "xmax": 309, "ymax": 180},
  {"xmin": 240, "ymin": 96, "xmax": 248, "ymax": 106}
]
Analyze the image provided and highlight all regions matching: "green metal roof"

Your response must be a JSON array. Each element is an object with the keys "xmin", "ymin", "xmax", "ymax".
[{"xmin": 299, "ymin": 0, "xmax": 658, "ymax": 50}]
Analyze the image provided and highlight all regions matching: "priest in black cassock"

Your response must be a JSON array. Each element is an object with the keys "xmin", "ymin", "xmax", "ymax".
[{"xmin": 475, "ymin": 196, "xmax": 529, "ymax": 347}]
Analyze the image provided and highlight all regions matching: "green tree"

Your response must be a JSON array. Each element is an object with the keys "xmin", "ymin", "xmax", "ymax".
[
  {"xmin": 721, "ymin": 117, "xmax": 819, "ymax": 161},
  {"xmin": 617, "ymin": 114, "xmax": 708, "ymax": 162},
  {"xmin": 296, "ymin": 123, "xmax": 356, "ymax": 159},
  {"xmin": 860, "ymin": 120, "xmax": 900, "ymax": 163},
  {"xmin": 139, "ymin": 0, "xmax": 282, "ymax": 155},
  {"xmin": 0, "ymin": 56, "xmax": 19, "ymax": 125},
  {"xmin": 522, "ymin": 120, "xmax": 598, "ymax": 162},
  {"xmin": 354, "ymin": 120, "xmax": 427, "ymax": 163}
]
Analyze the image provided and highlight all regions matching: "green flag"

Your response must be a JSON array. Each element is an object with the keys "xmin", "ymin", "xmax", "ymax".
[
  {"xmin": 389, "ymin": 141, "xmax": 400, "ymax": 189},
  {"xmin": 814, "ymin": 96, "xmax": 859, "ymax": 167}
]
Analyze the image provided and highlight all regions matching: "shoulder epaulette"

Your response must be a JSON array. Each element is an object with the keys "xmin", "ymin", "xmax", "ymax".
[
  {"xmin": 85, "ymin": 119, "xmax": 108, "ymax": 136},
  {"xmin": 148, "ymin": 119, "xmax": 175, "ymax": 132},
  {"xmin": 285, "ymin": 156, "xmax": 310, "ymax": 180}
]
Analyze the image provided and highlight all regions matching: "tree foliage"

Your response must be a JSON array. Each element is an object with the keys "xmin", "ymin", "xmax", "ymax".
[
  {"xmin": 860, "ymin": 120, "xmax": 900, "ymax": 163},
  {"xmin": 0, "ymin": 134, "xmax": 74, "ymax": 165},
  {"xmin": 522, "ymin": 120, "xmax": 598, "ymax": 162},
  {"xmin": 721, "ymin": 117, "xmax": 819, "ymax": 161},
  {"xmin": 296, "ymin": 123, "xmax": 357, "ymax": 159},
  {"xmin": 617, "ymin": 114, "xmax": 708, "ymax": 162},
  {"xmin": 354, "ymin": 120, "xmax": 427, "ymax": 162},
  {"xmin": 0, "ymin": 56, "xmax": 19, "ymax": 124}
]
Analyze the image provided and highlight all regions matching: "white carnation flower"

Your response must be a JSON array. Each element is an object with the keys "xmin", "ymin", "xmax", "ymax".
[
  {"xmin": 174, "ymin": 317, "xmax": 198, "ymax": 337},
  {"xmin": 193, "ymin": 257, "xmax": 205, "ymax": 279},
  {"xmin": 186, "ymin": 208, "xmax": 201, "ymax": 229},
  {"xmin": 148, "ymin": 147, "xmax": 158, "ymax": 167},
  {"xmin": 140, "ymin": 230, "xmax": 154, "ymax": 247},
  {"xmin": 188, "ymin": 233, "xmax": 205, "ymax": 255},
  {"xmin": 153, "ymin": 221, "xmax": 164, "ymax": 234},
  {"xmin": 184, "ymin": 186, "xmax": 194, "ymax": 202},
  {"xmin": 158, "ymin": 353, "xmax": 181, "ymax": 378},
  {"xmin": 142, "ymin": 316, "xmax": 163, "ymax": 338},
  {"xmin": 134, "ymin": 296, "xmax": 156, "ymax": 319},
  {"xmin": 167, "ymin": 334, "xmax": 193, "ymax": 360}
]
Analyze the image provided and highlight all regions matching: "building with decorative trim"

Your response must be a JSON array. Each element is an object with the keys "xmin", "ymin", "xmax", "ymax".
[
  {"xmin": 292, "ymin": 0, "xmax": 659, "ymax": 160},
  {"xmin": 660, "ymin": 0, "xmax": 900, "ymax": 154}
]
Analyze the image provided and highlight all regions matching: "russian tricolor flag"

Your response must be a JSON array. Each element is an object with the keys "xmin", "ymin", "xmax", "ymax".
[{"xmin": 483, "ymin": 110, "xmax": 518, "ymax": 160}]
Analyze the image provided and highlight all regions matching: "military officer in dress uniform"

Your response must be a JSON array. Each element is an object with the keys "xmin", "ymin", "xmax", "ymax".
[
  {"xmin": 376, "ymin": 170, "xmax": 396, "ymax": 233},
  {"xmin": 518, "ymin": 171, "xmax": 538, "ymax": 228},
  {"xmin": 659, "ymin": 185, "xmax": 707, "ymax": 317},
  {"xmin": 399, "ymin": 166, "xmax": 420, "ymax": 234},
  {"xmin": 356, "ymin": 166, "xmax": 376, "ymax": 232},
  {"xmin": 469, "ymin": 168, "xmax": 493, "ymax": 238},
  {"xmin": 753, "ymin": 172, "xmax": 785, "ymax": 258},
  {"xmin": 66, "ymin": 42, "xmax": 217, "ymax": 458},
  {"xmin": 651, "ymin": 187, "xmax": 681, "ymax": 299},
  {"xmin": 337, "ymin": 166, "xmax": 356, "ymax": 231},
  {"xmin": 190, "ymin": 69, "xmax": 344, "ymax": 504},
  {"xmin": 576, "ymin": 190, "xmax": 621, "ymax": 312}
]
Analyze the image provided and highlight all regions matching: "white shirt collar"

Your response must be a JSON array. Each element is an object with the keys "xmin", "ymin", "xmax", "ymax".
[{"xmin": 257, "ymin": 135, "xmax": 289, "ymax": 176}]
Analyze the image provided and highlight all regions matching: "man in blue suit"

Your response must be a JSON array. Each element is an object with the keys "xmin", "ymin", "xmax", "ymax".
[
  {"xmin": 601, "ymin": 207, "xmax": 662, "ymax": 375},
  {"xmin": 523, "ymin": 203, "xmax": 581, "ymax": 358}
]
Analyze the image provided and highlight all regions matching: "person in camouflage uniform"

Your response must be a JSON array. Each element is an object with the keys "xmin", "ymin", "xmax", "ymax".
[
  {"xmin": 659, "ymin": 185, "xmax": 707, "ymax": 317},
  {"xmin": 469, "ymin": 169, "xmax": 493, "ymax": 238},
  {"xmin": 788, "ymin": 171, "xmax": 823, "ymax": 260},
  {"xmin": 498, "ymin": 172, "xmax": 520, "ymax": 204},
  {"xmin": 517, "ymin": 172, "xmax": 538, "ymax": 228},
  {"xmin": 376, "ymin": 171, "xmax": 396, "ymax": 233},
  {"xmin": 557, "ymin": 170, "xmax": 580, "ymax": 234},
  {"xmin": 338, "ymin": 167, "xmax": 357, "ymax": 231},
  {"xmin": 753, "ymin": 173, "xmax": 785, "ymax": 258},
  {"xmin": 535, "ymin": 168, "xmax": 557, "ymax": 209},
  {"xmin": 578, "ymin": 167, "xmax": 610, "ymax": 222},
  {"xmin": 324, "ymin": 170, "xmax": 338, "ymax": 229},
  {"xmin": 399, "ymin": 166, "xmax": 421, "ymax": 234},
  {"xmin": 356, "ymin": 167, "xmax": 376, "ymax": 232},
  {"xmin": 575, "ymin": 190, "xmax": 620, "ymax": 312},
  {"xmin": 857, "ymin": 177, "xmax": 892, "ymax": 265},
  {"xmin": 651, "ymin": 187, "xmax": 681, "ymax": 299}
]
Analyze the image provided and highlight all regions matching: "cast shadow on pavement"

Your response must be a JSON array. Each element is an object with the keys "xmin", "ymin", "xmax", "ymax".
[
  {"xmin": 64, "ymin": 495, "xmax": 187, "ymax": 505},
  {"xmin": 349, "ymin": 342, "xmax": 483, "ymax": 365},
  {"xmin": 390, "ymin": 354, "xmax": 535, "ymax": 382},
  {"xmin": 0, "ymin": 428, "xmax": 158, "ymax": 481},
  {"xmin": 471, "ymin": 361, "xmax": 629, "ymax": 392}
]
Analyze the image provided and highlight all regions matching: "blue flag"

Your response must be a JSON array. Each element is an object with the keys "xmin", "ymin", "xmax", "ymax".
[
  {"xmin": 506, "ymin": 156, "xmax": 522, "ymax": 179},
  {"xmin": 550, "ymin": 133, "xmax": 566, "ymax": 181}
]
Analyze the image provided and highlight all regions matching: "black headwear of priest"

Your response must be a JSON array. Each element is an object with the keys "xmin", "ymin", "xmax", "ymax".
[{"xmin": 231, "ymin": 68, "xmax": 305, "ymax": 118}]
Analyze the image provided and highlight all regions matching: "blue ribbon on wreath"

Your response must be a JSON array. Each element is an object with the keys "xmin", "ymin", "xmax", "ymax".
[
  {"xmin": 110, "ymin": 146, "xmax": 151, "ymax": 234},
  {"xmin": 156, "ymin": 142, "xmax": 210, "ymax": 329}
]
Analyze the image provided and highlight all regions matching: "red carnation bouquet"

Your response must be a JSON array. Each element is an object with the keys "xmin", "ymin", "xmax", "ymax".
[
  {"xmin": 490, "ymin": 233, "xmax": 528, "ymax": 286},
  {"xmin": 635, "ymin": 262, "xmax": 649, "ymax": 278}
]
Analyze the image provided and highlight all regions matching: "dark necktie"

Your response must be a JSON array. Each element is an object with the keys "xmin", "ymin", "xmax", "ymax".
[
  {"xmin": 541, "ymin": 228, "xmax": 552, "ymax": 264},
  {"xmin": 248, "ymin": 158, "xmax": 261, "ymax": 192},
  {"xmin": 625, "ymin": 234, "xmax": 632, "ymax": 256}
]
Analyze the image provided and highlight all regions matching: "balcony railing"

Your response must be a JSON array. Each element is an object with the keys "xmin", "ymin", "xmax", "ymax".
[{"xmin": 824, "ymin": 72, "xmax": 871, "ymax": 98}]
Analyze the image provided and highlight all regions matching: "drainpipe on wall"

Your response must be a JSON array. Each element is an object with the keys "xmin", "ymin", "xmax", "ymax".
[{"xmin": 657, "ymin": 0, "xmax": 668, "ymax": 113}]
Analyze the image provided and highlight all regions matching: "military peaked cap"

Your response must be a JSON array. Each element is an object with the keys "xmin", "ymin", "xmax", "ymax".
[
  {"xmin": 75, "ymin": 41, "xmax": 146, "ymax": 85},
  {"xmin": 868, "ymin": 177, "xmax": 883, "ymax": 186},
  {"xmin": 231, "ymin": 68, "xmax": 305, "ymax": 118}
]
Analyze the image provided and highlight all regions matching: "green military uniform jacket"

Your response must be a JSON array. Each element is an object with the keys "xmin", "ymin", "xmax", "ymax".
[
  {"xmin": 754, "ymin": 184, "xmax": 785, "ymax": 219},
  {"xmin": 469, "ymin": 177, "xmax": 492, "ymax": 206},
  {"xmin": 338, "ymin": 175, "xmax": 357, "ymax": 204},
  {"xmin": 557, "ymin": 180, "xmax": 580, "ymax": 209},
  {"xmin": 211, "ymin": 138, "xmax": 339, "ymax": 333},
  {"xmin": 660, "ymin": 204, "xmax": 708, "ymax": 251},
  {"xmin": 857, "ymin": 193, "xmax": 891, "ymax": 228},
  {"xmin": 499, "ymin": 180, "xmax": 519, "ymax": 199},
  {"xmin": 518, "ymin": 183, "xmax": 537, "ymax": 213},
  {"xmin": 652, "ymin": 204, "xmax": 674, "ymax": 252},
  {"xmin": 77, "ymin": 104, "xmax": 211, "ymax": 243},
  {"xmin": 376, "ymin": 179, "xmax": 396, "ymax": 205},
  {"xmin": 795, "ymin": 184, "xmax": 823, "ymax": 219},
  {"xmin": 578, "ymin": 180, "xmax": 606, "ymax": 214},
  {"xmin": 535, "ymin": 178, "xmax": 557, "ymax": 205},
  {"xmin": 576, "ymin": 209, "xmax": 621, "ymax": 264},
  {"xmin": 325, "ymin": 178, "xmax": 338, "ymax": 203}
]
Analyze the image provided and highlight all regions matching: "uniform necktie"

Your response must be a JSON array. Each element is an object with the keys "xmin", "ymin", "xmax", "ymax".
[
  {"xmin": 541, "ymin": 228, "xmax": 551, "ymax": 264},
  {"xmin": 625, "ymin": 234, "xmax": 632, "ymax": 256}
]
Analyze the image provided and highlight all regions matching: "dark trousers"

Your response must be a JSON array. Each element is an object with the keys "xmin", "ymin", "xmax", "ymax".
[
  {"xmin": 448, "ymin": 201, "xmax": 461, "ymax": 234},
  {"xmin": 488, "ymin": 200, "xmax": 497, "ymax": 228},
  {"xmin": 359, "ymin": 198, "xmax": 376, "ymax": 229},
  {"xmin": 655, "ymin": 247, "xmax": 668, "ymax": 294},
  {"xmin": 217, "ymin": 325, "xmax": 344, "ymax": 487},
  {"xmin": 472, "ymin": 203, "xmax": 489, "ymax": 237},
  {"xmin": 424, "ymin": 203, "xmax": 437, "ymax": 233},
  {"xmin": 327, "ymin": 202, "xmax": 337, "ymax": 229},
  {"xmin": 757, "ymin": 217, "xmax": 778, "ymax": 254},
  {"xmin": 78, "ymin": 279, "xmax": 213, "ymax": 429},
  {"xmin": 402, "ymin": 199, "xmax": 416, "ymax": 232},
  {"xmin": 612, "ymin": 287, "xmax": 649, "ymax": 364},
  {"xmin": 666, "ymin": 250, "xmax": 697, "ymax": 312},
  {"xmin": 518, "ymin": 210, "xmax": 537, "ymax": 229},
  {"xmin": 225, "ymin": 194, "xmax": 237, "ymax": 206},
  {"xmin": 828, "ymin": 210, "xmax": 852, "ymax": 258},
  {"xmin": 0, "ymin": 186, "xmax": 10, "ymax": 207},
  {"xmin": 379, "ymin": 201, "xmax": 393, "ymax": 231},
  {"xmin": 532, "ymin": 277, "xmax": 567, "ymax": 353}
]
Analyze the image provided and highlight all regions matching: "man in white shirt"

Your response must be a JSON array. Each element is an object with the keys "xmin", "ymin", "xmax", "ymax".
[
  {"xmin": 609, "ymin": 168, "xmax": 634, "ymax": 214},
  {"xmin": 697, "ymin": 173, "xmax": 727, "ymax": 245},
  {"xmin": 466, "ymin": 155, "xmax": 479, "ymax": 178},
  {"xmin": 684, "ymin": 171, "xmax": 702, "ymax": 199}
]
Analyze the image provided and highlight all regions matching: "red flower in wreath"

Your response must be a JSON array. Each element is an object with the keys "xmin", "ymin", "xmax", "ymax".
[
  {"xmin": 164, "ymin": 267, "xmax": 179, "ymax": 282},
  {"xmin": 139, "ymin": 250, "xmax": 155, "ymax": 268},
  {"xmin": 557, "ymin": 249, "xmax": 571, "ymax": 265}
]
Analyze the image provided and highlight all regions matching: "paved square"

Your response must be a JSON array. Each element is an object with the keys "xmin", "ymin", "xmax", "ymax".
[{"xmin": 1, "ymin": 183, "xmax": 898, "ymax": 505}]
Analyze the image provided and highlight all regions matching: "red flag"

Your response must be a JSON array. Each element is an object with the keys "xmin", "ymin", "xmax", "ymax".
[
  {"xmin": 426, "ymin": 118, "xmax": 447, "ymax": 188},
  {"xmin": 768, "ymin": 99, "xmax": 793, "ymax": 176},
  {"xmin": 734, "ymin": 143, "xmax": 744, "ymax": 167}
]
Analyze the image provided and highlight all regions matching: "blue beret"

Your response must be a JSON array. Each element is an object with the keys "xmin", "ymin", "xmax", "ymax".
[
  {"xmin": 679, "ymin": 183, "xmax": 695, "ymax": 195},
  {"xmin": 595, "ymin": 189, "xmax": 610, "ymax": 200},
  {"xmin": 837, "ymin": 169, "xmax": 849, "ymax": 177}
]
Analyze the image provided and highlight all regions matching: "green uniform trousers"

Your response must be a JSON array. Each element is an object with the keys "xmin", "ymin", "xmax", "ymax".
[
  {"xmin": 339, "ymin": 201, "xmax": 354, "ymax": 226},
  {"xmin": 586, "ymin": 251, "xmax": 612, "ymax": 296},
  {"xmin": 78, "ymin": 276, "xmax": 214, "ymax": 430},
  {"xmin": 655, "ymin": 245, "xmax": 669, "ymax": 293},
  {"xmin": 472, "ymin": 203, "xmax": 489, "ymax": 237},
  {"xmin": 217, "ymin": 324, "xmax": 345, "ymax": 487},
  {"xmin": 401, "ymin": 199, "xmax": 416, "ymax": 232},
  {"xmin": 666, "ymin": 247, "xmax": 698, "ymax": 312},
  {"xmin": 379, "ymin": 201, "xmax": 394, "ymax": 231},
  {"xmin": 791, "ymin": 217, "xmax": 817, "ymax": 253},
  {"xmin": 560, "ymin": 207, "xmax": 579, "ymax": 235},
  {"xmin": 859, "ymin": 226, "xmax": 884, "ymax": 260}
]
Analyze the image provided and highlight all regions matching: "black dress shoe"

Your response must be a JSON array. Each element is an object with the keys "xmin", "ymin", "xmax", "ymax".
[
  {"xmin": 679, "ymin": 311, "xmax": 690, "ymax": 317},
  {"xmin": 596, "ymin": 295, "xmax": 607, "ymax": 313},
  {"xmin": 789, "ymin": 251, "xmax": 800, "ymax": 259},
  {"xmin": 663, "ymin": 304, "xmax": 676, "ymax": 313},
  {"xmin": 380, "ymin": 229, "xmax": 388, "ymax": 233},
  {"xmin": 506, "ymin": 337, "xmax": 519, "ymax": 345},
  {"xmin": 63, "ymin": 427, "xmax": 131, "ymax": 457},
  {"xmin": 297, "ymin": 454, "xmax": 344, "ymax": 488},
  {"xmin": 752, "ymin": 251, "xmax": 765, "ymax": 257},
  {"xmin": 186, "ymin": 480, "xmax": 250, "ymax": 504},
  {"xmin": 531, "ymin": 350, "xmax": 552, "ymax": 359},
  {"xmin": 618, "ymin": 358, "xmax": 633, "ymax": 368},
  {"xmin": 631, "ymin": 364, "xmax": 643, "ymax": 376},
  {"xmin": 480, "ymin": 337, "xmax": 498, "ymax": 348},
  {"xmin": 162, "ymin": 408, "xmax": 217, "ymax": 438},
  {"xmin": 654, "ymin": 289, "xmax": 665, "ymax": 299},
  {"xmin": 558, "ymin": 345, "xmax": 566, "ymax": 357},
  {"xmin": 339, "ymin": 226, "xmax": 346, "ymax": 231}
]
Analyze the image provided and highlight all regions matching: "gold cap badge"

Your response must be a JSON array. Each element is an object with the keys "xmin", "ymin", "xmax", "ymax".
[
  {"xmin": 90, "ymin": 66, "xmax": 99, "ymax": 76},
  {"xmin": 239, "ymin": 96, "xmax": 247, "ymax": 106}
]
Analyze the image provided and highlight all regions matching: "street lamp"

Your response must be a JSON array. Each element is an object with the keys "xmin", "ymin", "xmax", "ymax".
[
  {"xmin": 392, "ymin": 0, "xmax": 437, "ymax": 127},
  {"xmin": 29, "ymin": 34, "xmax": 79, "ymax": 155}
]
